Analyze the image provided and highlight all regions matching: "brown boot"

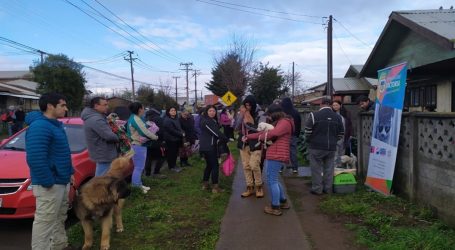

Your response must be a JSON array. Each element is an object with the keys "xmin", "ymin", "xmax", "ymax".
[
  {"xmin": 212, "ymin": 184, "xmax": 224, "ymax": 193},
  {"xmin": 264, "ymin": 205, "xmax": 282, "ymax": 216},
  {"xmin": 241, "ymin": 186, "xmax": 254, "ymax": 198},
  {"xmin": 201, "ymin": 181, "xmax": 209, "ymax": 190},
  {"xmin": 255, "ymin": 185, "xmax": 264, "ymax": 198}
]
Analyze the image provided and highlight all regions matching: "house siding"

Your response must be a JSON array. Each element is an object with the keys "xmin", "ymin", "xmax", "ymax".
[{"xmin": 437, "ymin": 81, "xmax": 452, "ymax": 112}]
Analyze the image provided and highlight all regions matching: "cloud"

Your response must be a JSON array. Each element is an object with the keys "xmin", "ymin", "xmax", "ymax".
[{"xmin": 260, "ymin": 37, "xmax": 372, "ymax": 85}]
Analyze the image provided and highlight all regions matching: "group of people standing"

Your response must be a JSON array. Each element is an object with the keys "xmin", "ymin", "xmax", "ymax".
[
  {"xmin": 1, "ymin": 106, "xmax": 25, "ymax": 136},
  {"xmin": 81, "ymin": 98, "xmax": 199, "ymax": 194}
]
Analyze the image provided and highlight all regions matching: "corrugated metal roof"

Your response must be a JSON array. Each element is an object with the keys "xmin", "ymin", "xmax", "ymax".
[
  {"xmin": 4, "ymin": 79, "xmax": 38, "ymax": 92},
  {"xmin": 332, "ymin": 78, "xmax": 371, "ymax": 92},
  {"xmin": 396, "ymin": 9, "xmax": 455, "ymax": 41},
  {"xmin": 0, "ymin": 82, "xmax": 38, "ymax": 96}
]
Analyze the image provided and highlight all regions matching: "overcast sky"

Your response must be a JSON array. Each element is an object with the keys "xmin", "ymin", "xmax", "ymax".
[{"xmin": 0, "ymin": 0, "xmax": 453, "ymax": 97}]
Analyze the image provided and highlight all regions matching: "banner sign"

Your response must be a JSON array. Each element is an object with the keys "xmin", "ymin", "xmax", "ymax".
[{"xmin": 365, "ymin": 62, "xmax": 407, "ymax": 195}]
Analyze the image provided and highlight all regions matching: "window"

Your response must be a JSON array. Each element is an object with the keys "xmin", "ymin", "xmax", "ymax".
[
  {"xmin": 423, "ymin": 85, "xmax": 436, "ymax": 108},
  {"xmin": 406, "ymin": 85, "xmax": 437, "ymax": 108}
]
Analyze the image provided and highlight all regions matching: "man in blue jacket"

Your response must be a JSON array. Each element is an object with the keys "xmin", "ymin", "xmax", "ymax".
[
  {"xmin": 305, "ymin": 98, "xmax": 344, "ymax": 195},
  {"xmin": 25, "ymin": 93, "xmax": 74, "ymax": 250}
]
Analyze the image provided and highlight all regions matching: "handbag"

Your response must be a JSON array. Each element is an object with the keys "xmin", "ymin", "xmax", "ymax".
[{"xmin": 221, "ymin": 154, "xmax": 235, "ymax": 176}]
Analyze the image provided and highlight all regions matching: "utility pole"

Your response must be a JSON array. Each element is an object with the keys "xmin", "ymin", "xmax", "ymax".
[
  {"xmin": 172, "ymin": 76, "xmax": 181, "ymax": 102},
  {"xmin": 124, "ymin": 51, "xmax": 137, "ymax": 101},
  {"xmin": 292, "ymin": 61, "xmax": 295, "ymax": 100},
  {"xmin": 193, "ymin": 69, "xmax": 200, "ymax": 105},
  {"xmin": 327, "ymin": 15, "xmax": 333, "ymax": 100},
  {"xmin": 37, "ymin": 50, "xmax": 45, "ymax": 63},
  {"xmin": 180, "ymin": 62, "xmax": 193, "ymax": 106}
]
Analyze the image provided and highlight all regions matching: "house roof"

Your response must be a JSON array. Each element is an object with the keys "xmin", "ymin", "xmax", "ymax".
[
  {"xmin": 0, "ymin": 70, "xmax": 33, "ymax": 80},
  {"xmin": 3, "ymin": 79, "xmax": 38, "ymax": 92},
  {"xmin": 0, "ymin": 82, "xmax": 38, "ymax": 96},
  {"xmin": 325, "ymin": 78, "xmax": 372, "ymax": 94},
  {"xmin": 344, "ymin": 65, "xmax": 364, "ymax": 77},
  {"xmin": 361, "ymin": 9, "xmax": 455, "ymax": 77}
]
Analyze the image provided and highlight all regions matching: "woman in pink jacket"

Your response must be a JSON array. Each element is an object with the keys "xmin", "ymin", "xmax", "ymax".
[{"xmin": 244, "ymin": 104, "xmax": 294, "ymax": 216}]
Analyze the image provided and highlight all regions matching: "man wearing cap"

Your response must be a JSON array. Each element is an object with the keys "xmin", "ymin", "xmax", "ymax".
[{"xmin": 305, "ymin": 98, "xmax": 344, "ymax": 195}]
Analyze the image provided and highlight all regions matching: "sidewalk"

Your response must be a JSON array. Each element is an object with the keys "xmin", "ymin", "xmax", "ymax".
[{"xmin": 216, "ymin": 161, "xmax": 311, "ymax": 250}]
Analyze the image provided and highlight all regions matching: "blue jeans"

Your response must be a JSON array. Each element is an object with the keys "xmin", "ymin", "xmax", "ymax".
[
  {"xmin": 95, "ymin": 162, "xmax": 112, "ymax": 176},
  {"xmin": 266, "ymin": 160, "xmax": 286, "ymax": 207},
  {"xmin": 132, "ymin": 145, "xmax": 147, "ymax": 186}
]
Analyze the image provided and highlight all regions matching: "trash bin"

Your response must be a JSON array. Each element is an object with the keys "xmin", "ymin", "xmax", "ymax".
[{"xmin": 333, "ymin": 172, "xmax": 357, "ymax": 193}]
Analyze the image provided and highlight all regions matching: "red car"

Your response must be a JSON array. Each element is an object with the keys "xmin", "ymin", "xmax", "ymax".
[{"xmin": 0, "ymin": 117, "xmax": 96, "ymax": 219}]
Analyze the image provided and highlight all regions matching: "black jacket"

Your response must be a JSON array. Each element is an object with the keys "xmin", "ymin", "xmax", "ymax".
[
  {"xmin": 163, "ymin": 116, "xmax": 184, "ymax": 143},
  {"xmin": 304, "ymin": 107, "xmax": 344, "ymax": 151},
  {"xmin": 199, "ymin": 116, "xmax": 228, "ymax": 153},
  {"xmin": 179, "ymin": 115, "xmax": 197, "ymax": 144},
  {"xmin": 281, "ymin": 97, "xmax": 301, "ymax": 136}
]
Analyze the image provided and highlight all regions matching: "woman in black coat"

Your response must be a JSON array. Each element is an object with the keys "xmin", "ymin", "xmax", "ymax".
[
  {"xmin": 179, "ymin": 110, "xmax": 197, "ymax": 167},
  {"xmin": 199, "ymin": 105, "xmax": 228, "ymax": 193},
  {"xmin": 163, "ymin": 106, "xmax": 185, "ymax": 173}
]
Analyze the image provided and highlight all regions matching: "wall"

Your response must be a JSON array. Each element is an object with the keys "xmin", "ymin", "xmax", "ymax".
[
  {"xmin": 437, "ymin": 80, "xmax": 452, "ymax": 112},
  {"xmin": 358, "ymin": 112, "xmax": 455, "ymax": 226}
]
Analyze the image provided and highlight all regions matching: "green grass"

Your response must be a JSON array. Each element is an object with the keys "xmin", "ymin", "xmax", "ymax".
[
  {"xmin": 68, "ymin": 144, "xmax": 237, "ymax": 249},
  {"xmin": 319, "ymin": 185, "xmax": 455, "ymax": 249}
]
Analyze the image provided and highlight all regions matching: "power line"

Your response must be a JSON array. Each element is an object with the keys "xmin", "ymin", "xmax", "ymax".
[
  {"xmin": 333, "ymin": 18, "xmax": 373, "ymax": 48},
  {"xmin": 201, "ymin": 0, "xmax": 324, "ymax": 19},
  {"xmin": 63, "ymin": 0, "xmax": 178, "ymax": 63},
  {"xmin": 333, "ymin": 32, "xmax": 352, "ymax": 65},
  {"xmin": 196, "ymin": 0, "xmax": 324, "ymax": 24},
  {"xmin": 79, "ymin": 0, "xmax": 178, "ymax": 62},
  {"xmin": 0, "ymin": 35, "xmax": 164, "ymax": 88},
  {"xmin": 93, "ymin": 0, "xmax": 182, "ymax": 62},
  {"xmin": 77, "ymin": 52, "xmax": 127, "ymax": 64}
]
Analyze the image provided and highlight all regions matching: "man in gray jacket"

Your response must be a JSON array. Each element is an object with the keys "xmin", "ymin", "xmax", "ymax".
[{"xmin": 81, "ymin": 97, "xmax": 119, "ymax": 176}]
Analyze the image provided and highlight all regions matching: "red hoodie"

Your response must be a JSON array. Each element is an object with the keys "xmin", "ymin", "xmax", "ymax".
[{"xmin": 246, "ymin": 118, "xmax": 294, "ymax": 163}]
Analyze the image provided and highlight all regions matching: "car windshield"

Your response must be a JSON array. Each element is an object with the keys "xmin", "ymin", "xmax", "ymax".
[{"xmin": 1, "ymin": 124, "xmax": 87, "ymax": 153}]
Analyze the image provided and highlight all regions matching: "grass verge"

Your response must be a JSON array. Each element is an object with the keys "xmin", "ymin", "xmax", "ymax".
[
  {"xmin": 319, "ymin": 185, "xmax": 455, "ymax": 249},
  {"xmin": 68, "ymin": 144, "xmax": 238, "ymax": 249}
]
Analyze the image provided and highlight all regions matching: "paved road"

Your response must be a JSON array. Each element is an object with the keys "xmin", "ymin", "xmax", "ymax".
[
  {"xmin": 0, "ymin": 214, "xmax": 78, "ymax": 250},
  {"xmin": 0, "ymin": 218, "xmax": 32, "ymax": 250}
]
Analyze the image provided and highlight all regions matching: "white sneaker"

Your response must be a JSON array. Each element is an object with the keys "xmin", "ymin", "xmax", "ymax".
[{"xmin": 141, "ymin": 185, "xmax": 151, "ymax": 191}]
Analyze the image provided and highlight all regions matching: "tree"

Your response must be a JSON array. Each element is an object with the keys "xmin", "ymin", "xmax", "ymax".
[
  {"xmin": 249, "ymin": 63, "xmax": 286, "ymax": 105},
  {"xmin": 31, "ymin": 54, "xmax": 87, "ymax": 111},
  {"xmin": 135, "ymin": 85, "xmax": 177, "ymax": 110},
  {"xmin": 206, "ymin": 35, "xmax": 256, "ymax": 101}
]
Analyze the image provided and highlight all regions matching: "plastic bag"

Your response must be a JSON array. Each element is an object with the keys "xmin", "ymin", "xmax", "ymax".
[{"xmin": 221, "ymin": 154, "xmax": 235, "ymax": 176}]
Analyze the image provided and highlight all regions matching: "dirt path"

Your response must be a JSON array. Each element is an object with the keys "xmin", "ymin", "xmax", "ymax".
[{"xmin": 284, "ymin": 177, "xmax": 366, "ymax": 250}]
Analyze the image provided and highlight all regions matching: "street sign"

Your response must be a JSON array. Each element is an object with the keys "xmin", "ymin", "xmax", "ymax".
[{"xmin": 221, "ymin": 91, "xmax": 237, "ymax": 106}]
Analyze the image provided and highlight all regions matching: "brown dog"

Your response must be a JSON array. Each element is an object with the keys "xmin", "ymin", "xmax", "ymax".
[{"xmin": 74, "ymin": 153, "xmax": 133, "ymax": 250}]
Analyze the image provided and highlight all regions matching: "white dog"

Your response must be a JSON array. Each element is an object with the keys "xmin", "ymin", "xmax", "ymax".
[
  {"xmin": 341, "ymin": 153, "xmax": 357, "ymax": 169},
  {"xmin": 255, "ymin": 122, "xmax": 275, "ymax": 149}
]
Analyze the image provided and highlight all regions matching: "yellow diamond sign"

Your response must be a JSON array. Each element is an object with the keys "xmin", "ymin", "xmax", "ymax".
[{"xmin": 221, "ymin": 91, "xmax": 237, "ymax": 106}]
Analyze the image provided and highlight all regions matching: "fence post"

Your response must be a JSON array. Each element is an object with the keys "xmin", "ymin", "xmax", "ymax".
[
  {"xmin": 357, "ymin": 112, "xmax": 364, "ymax": 178},
  {"xmin": 408, "ymin": 113, "xmax": 418, "ymax": 201}
]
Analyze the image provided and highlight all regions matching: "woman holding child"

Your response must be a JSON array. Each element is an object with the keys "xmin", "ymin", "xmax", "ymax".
[{"xmin": 244, "ymin": 104, "xmax": 294, "ymax": 216}]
